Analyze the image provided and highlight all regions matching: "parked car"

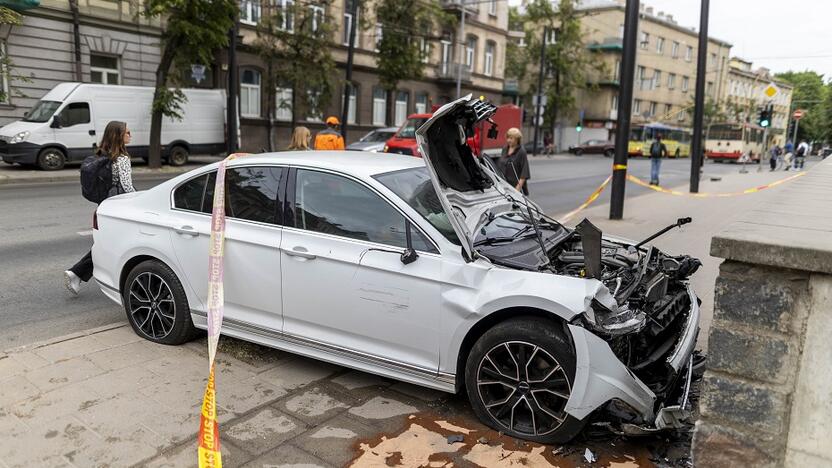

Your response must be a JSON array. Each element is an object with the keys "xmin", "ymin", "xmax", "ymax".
[
  {"xmin": 0, "ymin": 83, "xmax": 226, "ymax": 170},
  {"xmin": 383, "ymin": 114, "xmax": 432, "ymax": 156},
  {"xmin": 93, "ymin": 96, "xmax": 702, "ymax": 444},
  {"xmin": 569, "ymin": 139, "xmax": 615, "ymax": 157},
  {"xmin": 346, "ymin": 127, "xmax": 398, "ymax": 152}
]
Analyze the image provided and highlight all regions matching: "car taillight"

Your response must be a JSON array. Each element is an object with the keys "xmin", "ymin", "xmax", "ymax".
[
  {"xmin": 93, "ymin": 209, "xmax": 98, "ymax": 230},
  {"xmin": 383, "ymin": 145, "xmax": 389, "ymax": 152}
]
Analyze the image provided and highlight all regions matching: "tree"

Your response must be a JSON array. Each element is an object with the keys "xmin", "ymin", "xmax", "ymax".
[
  {"xmin": 253, "ymin": 0, "xmax": 336, "ymax": 149},
  {"xmin": 522, "ymin": 0, "xmax": 606, "ymax": 147},
  {"xmin": 143, "ymin": 0, "xmax": 236, "ymax": 168},
  {"xmin": 505, "ymin": 6, "xmax": 529, "ymax": 84},
  {"xmin": 0, "ymin": 7, "xmax": 29, "ymax": 103},
  {"xmin": 374, "ymin": 0, "xmax": 453, "ymax": 125},
  {"xmin": 775, "ymin": 71, "xmax": 827, "ymax": 143}
]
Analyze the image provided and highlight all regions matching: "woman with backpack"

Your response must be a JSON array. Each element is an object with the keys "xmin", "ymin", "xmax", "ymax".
[{"xmin": 64, "ymin": 121, "xmax": 134, "ymax": 295}]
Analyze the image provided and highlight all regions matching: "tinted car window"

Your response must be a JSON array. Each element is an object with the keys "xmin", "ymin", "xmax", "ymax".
[
  {"xmin": 177, "ymin": 167, "xmax": 284, "ymax": 225},
  {"xmin": 295, "ymin": 169, "xmax": 435, "ymax": 251},
  {"xmin": 59, "ymin": 102, "xmax": 90, "ymax": 127}
]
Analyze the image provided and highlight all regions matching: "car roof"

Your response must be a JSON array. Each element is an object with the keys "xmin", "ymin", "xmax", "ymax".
[{"xmin": 225, "ymin": 151, "xmax": 425, "ymax": 179}]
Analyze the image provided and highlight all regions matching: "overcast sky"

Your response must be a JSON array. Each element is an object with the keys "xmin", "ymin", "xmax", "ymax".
[{"xmin": 510, "ymin": 0, "xmax": 832, "ymax": 80}]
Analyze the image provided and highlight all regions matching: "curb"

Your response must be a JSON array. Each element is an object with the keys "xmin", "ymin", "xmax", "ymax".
[
  {"xmin": 1, "ymin": 321, "xmax": 129, "ymax": 356},
  {"xmin": 0, "ymin": 169, "xmax": 191, "ymax": 186}
]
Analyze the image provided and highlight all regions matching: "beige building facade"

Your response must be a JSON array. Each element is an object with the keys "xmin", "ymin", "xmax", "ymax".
[{"xmin": 723, "ymin": 58, "xmax": 793, "ymax": 142}]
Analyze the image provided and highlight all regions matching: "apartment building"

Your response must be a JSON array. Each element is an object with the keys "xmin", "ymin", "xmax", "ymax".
[
  {"xmin": 723, "ymin": 57, "xmax": 793, "ymax": 142},
  {"xmin": 0, "ymin": 0, "xmax": 162, "ymax": 125},
  {"xmin": 230, "ymin": 0, "xmax": 511, "ymax": 151}
]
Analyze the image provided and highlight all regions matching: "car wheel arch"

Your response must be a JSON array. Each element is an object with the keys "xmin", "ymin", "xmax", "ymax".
[{"xmin": 453, "ymin": 306, "xmax": 572, "ymax": 393}]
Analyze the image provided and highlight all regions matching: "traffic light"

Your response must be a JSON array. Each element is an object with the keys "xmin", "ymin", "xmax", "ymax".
[
  {"xmin": 758, "ymin": 104, "xmax": 774, "ymax": 128},
  {"xmin": 576, "ymin": 121, "xmax": 583, "ymax": 133}
]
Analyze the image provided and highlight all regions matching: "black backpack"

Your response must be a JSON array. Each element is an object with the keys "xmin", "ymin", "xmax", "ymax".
[
  {"xmin": 796, "ymin": 145, "xmax": 806, "ymax": 156},
  {"xmin": 80, "ymin": 155, "xmax": 113, "ymax": 204}
]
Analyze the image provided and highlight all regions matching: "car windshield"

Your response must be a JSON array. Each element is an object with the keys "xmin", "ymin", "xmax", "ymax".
[
  {"xmin": 373, "ymin": 167, "xmax": 460, "ymax": 245},
  {"xmin": 396, "ymin": 118, "xmax": 429, "ymax": 139},
  {"xmin": 361, "ymin": 131, "xmax": 395, "ymax": 143},
  {"xmin": 23, "ymin": 100, "xmax": 61, "ymax": 123}
]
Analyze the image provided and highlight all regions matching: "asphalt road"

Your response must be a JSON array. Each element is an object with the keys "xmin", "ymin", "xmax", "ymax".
[{"xmin": 0, "ymin": 155, "xmax": 756, "ymax": 349}]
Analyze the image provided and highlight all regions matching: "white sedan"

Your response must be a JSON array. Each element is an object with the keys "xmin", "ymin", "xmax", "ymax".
[{"xmin": 93, "ymin": 96, "xmax": 701, "ymax": 443}]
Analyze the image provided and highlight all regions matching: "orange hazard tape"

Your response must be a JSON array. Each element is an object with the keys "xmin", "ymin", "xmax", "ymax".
[
  {"xmin": 627, "ymin": 172, "xmax": 807, "ymax": 198},
  {"xmin": 559, "ymin": 175, "xmax": 612, "ymax": 223},
  {"xmin": 198, "ymin": 152, "xmax": 249, "ymax": 468}
]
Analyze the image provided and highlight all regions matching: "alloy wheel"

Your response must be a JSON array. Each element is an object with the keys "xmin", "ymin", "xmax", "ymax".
[
  {"xmin": 476, "ymin": 341, "xmax": 571, "ymax": 437},
  {"xmin": 128, "ymin": 272, "xmax": 176, "ymax": 340}
]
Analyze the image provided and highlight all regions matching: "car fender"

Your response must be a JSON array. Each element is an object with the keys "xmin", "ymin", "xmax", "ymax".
[{"xmin": 115, "ymin": 245, "xmax": 197, "ymax": 305}]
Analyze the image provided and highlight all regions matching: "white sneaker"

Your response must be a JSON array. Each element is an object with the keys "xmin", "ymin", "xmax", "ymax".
[{"xmin": 64, "ymin": 270, "xmax": 81, "ymax": 295}]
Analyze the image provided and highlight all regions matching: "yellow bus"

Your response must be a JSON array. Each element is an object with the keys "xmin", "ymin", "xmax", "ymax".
[{"xmin": 628, "ymin": 123, "xmax": 692, "ymax": 158}]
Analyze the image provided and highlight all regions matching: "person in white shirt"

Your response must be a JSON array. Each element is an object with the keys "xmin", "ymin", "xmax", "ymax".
[{"xmin": 794, "ymin": 140, "xmax": 809, "ymax": 170}]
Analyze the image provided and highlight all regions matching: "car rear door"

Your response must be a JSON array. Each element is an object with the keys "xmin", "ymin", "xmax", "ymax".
[
  {"xmin": 168, "ymin": 165, "xmax": 286, "ymax": 327},
  {"xmin": 280, "ymin": 167, "xmax": 442, "ymax": 372}
]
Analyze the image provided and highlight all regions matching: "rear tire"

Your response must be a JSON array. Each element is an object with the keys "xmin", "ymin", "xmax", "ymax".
[
  {"xmin": 604, "ymin": 148, "xmax": 614, "ymax": 158},
  {"xmin": 168, "ymin": 145, "xmax": 189, "ymax": 166},
  {"xmin": 465, "ymin": 317, "xmax": 586, "ymax": 444},
  {"xmin": 675, "ymin": 148, "xmax": 681, "ymax": 158},
  {"xmin": 574, "ymin": 148, "xmax": 583, "ymax": 156},
  {"xmin": 123, "ymin": 260, "xmax": 197, "ymax": 345},
  {"xmin": 37, "ymin": 148, "xmax": 66, "ymax": 171}
]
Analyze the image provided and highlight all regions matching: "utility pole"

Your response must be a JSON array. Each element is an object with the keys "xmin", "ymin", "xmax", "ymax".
[
  {"xmin": 340, "ymin": 0, "xmax": 359, "ymax": 141},
  {"xmin": 689, "ymin": 0, "xmax": 709, "ymax": 193},
  {"xmin": 226, "ymin": 13, "xmax": 239, "ymax": 154},
  {"xmin": 532, "ymin": 26, "xmax": 547, "ymax": 157},
  {"xmin": 455, "ymin": 0, "xmax": 467, "ymax": 98},
  {"xmin": 609, "ymin": 0, "xmax": 639, "ymax": 220}
]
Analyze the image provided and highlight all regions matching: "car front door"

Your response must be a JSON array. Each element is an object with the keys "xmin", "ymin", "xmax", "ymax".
[
  {"xmin": 280, "ymin": 168, "xmax": 442, "ymax": 372},
  {"xmin": 53, "ymin": 102, "xmax": 96, "ymax": 161},
  {"xmin": 168, "ymin": 165, "xmax": 286, "ymax": 327}
]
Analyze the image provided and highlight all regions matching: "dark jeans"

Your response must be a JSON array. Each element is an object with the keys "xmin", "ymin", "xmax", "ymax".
[
  {"xmin": 70, "ymin": 251, "xmax": 93, "ymax": 282},
  {"xmin": 794, "ymin": 156, "xmax": 805, "ymax": 169}
]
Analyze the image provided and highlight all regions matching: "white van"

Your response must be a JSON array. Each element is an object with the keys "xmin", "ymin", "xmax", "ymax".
[{"xmin": 0, "ymin": 83, "xmax": 226, "ymax": 170}]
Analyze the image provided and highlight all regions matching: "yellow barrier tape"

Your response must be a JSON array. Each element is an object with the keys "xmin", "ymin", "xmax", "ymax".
[
  {"xmin": 627, "ymin": 172, "xmax": 807, "ymax": 198},
  {"xmin": 559, "ymin": 175, "xmax": 612, "ymax": 223},
  {"xmin": 198, "ymin": 152, "xmax": 249, "ymax": 468}
]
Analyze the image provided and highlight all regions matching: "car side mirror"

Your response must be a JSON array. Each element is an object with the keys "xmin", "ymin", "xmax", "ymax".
[
  {"xmin": 400, "ymin": 220, "xmax": 420, "ymax": 265},
  {"xmin": 50, "ymin": 115, "xmax": 62, "ymax": 128}
]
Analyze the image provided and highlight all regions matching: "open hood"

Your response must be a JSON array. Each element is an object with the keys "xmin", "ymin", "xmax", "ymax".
[{"xmin": 416, "ymin": 95, "xmax": 532, "ymax": 260}]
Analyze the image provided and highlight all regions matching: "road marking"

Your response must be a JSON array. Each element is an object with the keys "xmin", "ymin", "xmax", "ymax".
[{"xmin": 77, "ymin": 230, "xmax": 93, "ymax": 237}]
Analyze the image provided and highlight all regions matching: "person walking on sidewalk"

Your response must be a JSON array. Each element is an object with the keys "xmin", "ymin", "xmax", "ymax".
[
  {"xmin": 64, "ymin": 121, "xmax": 135, "ymax": 295},
  {"xmin": 313, "ymin": 116, "xmax": 345, "ymax": 150},
  {"xmin": 769, "ymin": 142, "xmax": 782, "ymax": 171},
  {"xmin": 795, "ymin": 140, "xmax": 808, "ymax": 170},
  {"xmin": 649, "ymin": 135, "xmax": 668, "ymax": 185},
  {"xmin": 497, "ymin": 128, "xmax": 531, "ymax": 196},
  {"xmin": 287, "ymin": 126, "xmax": 312, "ymax": 151}
]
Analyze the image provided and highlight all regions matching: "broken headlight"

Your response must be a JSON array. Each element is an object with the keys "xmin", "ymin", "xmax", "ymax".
[{"xmin": 586, "ymin": 298, "xmax": 646, "ymax": 336}]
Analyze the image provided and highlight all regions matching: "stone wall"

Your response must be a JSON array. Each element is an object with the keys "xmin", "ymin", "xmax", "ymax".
[{"xmin": 693, "ymin": 157, "xmax": 832, "ymax": 467}]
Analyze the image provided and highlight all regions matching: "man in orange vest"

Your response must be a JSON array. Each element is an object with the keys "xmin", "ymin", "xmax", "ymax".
[{"xmin": 314, "ymin": 116, "xmax": 346, "ymax": 150}]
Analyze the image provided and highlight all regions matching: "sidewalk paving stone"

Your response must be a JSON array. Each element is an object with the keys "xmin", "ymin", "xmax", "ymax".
[
  {"xmin": 275, "ymin": 385, "xmax": 351, "ymax": 426},
  {"xmin": 258, "ymin": 356, "xmax": 340, "ymax": 393},
  {"xmin": 241, "ymin": 444, "xmax": 333, "ymax": 468},
  {"xmin": 85, "ymin": 339, "xmax": 168, "ymax": 371},
  {"xmin": 290, "ymin": 413, "xmax": 377, "ymax": 467},
  {"xmin": 12, "ymin": 382, "xmax": 102, "ymax": 428},
  {"xmin": 330, "ymin": 369, "xmax": 392, "ymax": 391},
  {"xmin": 389, "ymin": 382, "xmax": 447, "ymax": 402},
  {"xmin": 0, "ymin": 375, "xmax": 41, "ymax": 407},
  {"xmin": 7, "ymin": 350, "xmax": 50, "ymax": 371},
  {"xmin": 0, "ymin": 355, "xmax": 27, "ymax": 382},
  {"xmin": 21, "ymin": 355, "xmax": 105, "ymax": 393},
  {"xmin": 144, "ymin": 438, "xmax": 253, "ymax": 468},
  {"xmin": 31, "ymin": 333, "xmax": 112, "ymax": 363},
  {"xmin": 224, "ymin": 407, "xmax": 307, "ymax": 457},
  {"xmin": 85, "ymin": 324, "xmax": 144, "ymax": 348},
  {"xmin": 219, "ymin": 375, "xmax": 286, "ymax": 416}
]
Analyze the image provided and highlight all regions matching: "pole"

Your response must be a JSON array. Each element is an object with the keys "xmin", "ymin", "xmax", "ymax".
[
  {"xmin": 455, "ymin": 1, "xmax": 467, "ymax": 98},
  {"xmin": 69, "ymin": 0, "xmax": 83, "ymax": 81},
  {"xmin": 792, "ymin": 118, "xmax": 800, "ymax": 144},
  {"xmin": 340, "ymin": 0, "xmax": 359, "ymax": 141},
  {"xmin": 227, "ymin": 14, "xmax": 239, "ymax": 154},
  {"xmin": 532, "ymin": 26, "xmax": 547, "ymax": 157},
  {"xmin": 609, "ymin": 0, "xmax": 639, "ymax": 220},
  {"xmin": 689, "ymin": 0, "xmax": 709, "ymax": 193}
]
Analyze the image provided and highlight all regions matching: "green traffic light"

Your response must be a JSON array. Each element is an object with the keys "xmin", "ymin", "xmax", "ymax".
[{"xmin": 576, "ymin": 126, "xmax": 582, "ymax": 132}]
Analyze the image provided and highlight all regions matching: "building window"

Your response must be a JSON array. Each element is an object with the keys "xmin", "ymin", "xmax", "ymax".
[
  {"xmin": 709, "ymin": 52, "xmax": 716, "ymax": 67},
  {"xmin": 90, "ymin": 54, "xmax": 120, "ymax": 85},
  {"xmin": 685, "ymin": 45, "xmax": 693, "ymax": 61},
  {"xmin": 707, "ymin": 81, "xmax": 714, "ymax": 95},
  {"xmin": 671, "ymin": 41, "xmax": 679, "ymax": 58},
  {"xmin": 682, "ymin": 76, "xmax": 689, "ymax": 92},
  {"xmin": 0, "ymin": 41, "xmax": 8, "ymax": 103},
  {"xmin": 614, "ymin": 59, "xmax": 620, "ymax": 81},
  {"xmin": 488, "ymin": 0, "xmax": 497, "ymax": 16},
  {"xmin": 649, "ymin": 101, "xmax": 657, "ymax": 117},
  {"xmin": 618, "ymin": 23, "xmax": 624, "ymax": 39},
  {"xmin": 345, "ymin": 85, "xmax": 357, "ymax": 124},
  {"xmin": 639, "ymin": 31, "xmax": 649, "ymax": 49},
  {"xmin": 611, "ymin": 94, "xmax": 618, "ymax": 112},
  {"xmin": 465, "ymin": 36, "xmax": 477, "ymax": 72},
  {"xmin": 668, "ymin": 73, "xmax": 676, "ymax": 89},
  {"xmin": 638, "ymin": 66, "xmax": 649, "ymax": 90},
  {"xmin": 678, "ymin": 109, "xmax": 688, "ymax": 122},
  {"xmin": 275, "ymin": 0, "xmax": 294, "ymax": 32},
  {"xmin": 545, "ymin": 28, "xmax": 557, "ymax": 45},
  {"xmin": 310, "ymin": 5, "xmax": 324, "ymax": 32},
  {"xmin": 484, "ymin": 41, "xmax": 495, "ymax": 76},
  {"xmin": 306, "ymin": 89, "xmax": 323, "ymax": 122},
  {"xmin": 419, "ymin": 37, "xmax": 430, "ymax": 64},
  {"xmin": 440, "ymin": 38, "xmax": 453, "ymax": 75},
  {"xmin": 415, "ymin": 92, "xmax": 428, "ymax": 114},
  {"xmin": 343, "ymin": 0, "xmax": 359, "ymax": 46},
  {"xmin": 240, "ymin": 69, "xmax": 261, "ymax": 118},
  {"xmin": 656, "ymin": 37, "xmax": 664, "ymax": 54},
  {"xmin": 374, "ymin": 22, "xmax": 383, "ymax": 51},
  {"xmin": 654, "ymin": 70, "xmax": 661, "ymax": 88},
  {"xmin": 275, "ymin": 87, "xmax": 292, "ymax": 121},
  {"xmin": 665, "ymin": 103, "xmax": 672, "ymax": 116},
  {"xmin": 633, "ymin": 99, "xmax": 641, "ymax": 115},
  {"xmin": 240, "ymin": 0, "xmax": 261, "ymax": 25},
  {"xmin": 372, "ymin": 87, "xmax": 387, "ymax": 126},
  {"xmin": 394, "ymin": 91, "xmax": 409, "ymax": 126}
]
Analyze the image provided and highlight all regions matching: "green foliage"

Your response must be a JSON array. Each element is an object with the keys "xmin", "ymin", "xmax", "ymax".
[
  {"xmin": 151, "ymin": 87, "xmax": 187, "ymax": 119},
  {"xmin": 0, "ymin": 6, "xmax": 28, "ymax": 103},
  {"xmin": 373, "ymin": 0, "xmax": 453, "ymax": 92},
  {"xmin": 505, "ymin": 7, "xmax": 528, "ymax": 83},
  {"xmin": 775, "ymin": 71, "xmax": 827, "ymax": 142},
  {"xmin": 253, "ymin": 1, "xmax": 336, "ymax": 122}
]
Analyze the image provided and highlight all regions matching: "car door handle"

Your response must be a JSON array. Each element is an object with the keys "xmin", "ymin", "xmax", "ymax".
[
  {"xmin": 89, "ymin": 130, "xmax": 96, "ymax": 136},
  {"xmin": 285, "ymin": 246, "xmax": 316, "ymax": 260},
  {"xmin": 173, "ymin": 225, "xmax": 198, "ymax": 237}
]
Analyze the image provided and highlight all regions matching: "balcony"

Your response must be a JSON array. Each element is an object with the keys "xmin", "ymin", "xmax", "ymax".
[
  {"xmin": 441, "ymin": 0, "xmax": 479, "ymax": 15},
  {"xmin": 587, "ymin": 37, "xmax": 624, "ymax": 52},
  {"xmin": 436, "ymin": 63, "xmax": 472, "ymax": 83}
]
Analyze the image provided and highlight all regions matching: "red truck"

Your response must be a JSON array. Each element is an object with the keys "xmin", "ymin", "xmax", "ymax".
[{"xmin": 383, "ymin": 103, "xmax": 522, "ymax": 157}]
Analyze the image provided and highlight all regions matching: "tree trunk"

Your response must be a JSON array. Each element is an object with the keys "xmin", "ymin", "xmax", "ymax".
[
  {"xmin": 148, "ymin": 40, "xmax": 179, "ymax": 169},
  {"xmin": 290, "ymin": 80, "xmax": 298, "ymax": 134},
  {"xmin": 386, "ymin": 88, "xmax": 395, "ymax": 127},
  {"xmin": 266, "ymin": 58, "xmax": 274, "ymax": 152}
]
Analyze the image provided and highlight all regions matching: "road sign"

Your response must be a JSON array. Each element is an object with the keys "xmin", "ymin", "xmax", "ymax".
[
  {"xmin": 763, "ymin": 83, "xmax": 779, "ymax": 99},
  {"xmin": 793, "ymin": 109, "xmax": 805, "ymax": 120}
]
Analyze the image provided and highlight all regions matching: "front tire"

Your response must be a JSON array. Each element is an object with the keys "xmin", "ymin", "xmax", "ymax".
[
  {"xmin": 37, "ymin": 148, "xmax": 66, "ymax": 171},
  {"xmin": 465, "ymin": 317, "xmax": 586, "ymax": 444},
  {"xmin": 123, "ymin": 260, "xmax": 197, "ymax": 345},
  {"xmin": 573, "ymin": 148, "xmax": 583, "ymax": 156},
  {"xmin": 604, "ymin": 148, "xmax": 614, "ymax": 158},
  {"xmin": 168, "ymin": 145, "xmax": 189, "ymax": 166}
]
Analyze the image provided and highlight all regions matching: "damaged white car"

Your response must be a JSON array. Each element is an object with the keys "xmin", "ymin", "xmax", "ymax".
[{"xmin": 93, "ymin": 96, "xmax": 701, "ymax": 444}]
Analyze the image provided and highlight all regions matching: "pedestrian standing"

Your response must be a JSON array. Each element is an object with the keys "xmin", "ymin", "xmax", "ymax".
[
  {"xmin": 649, "ymin": 135, "xmax": 668, "ymax": 185},
  {"xmin": 769, "ymin": 142, "xmax": 781, "ymax": 171},
  {"xmin": 313, "ymin": 116, "xmax": 346, "ymax": 150},
  {"xmin": 287, "ymin": 126, "xmax": 312, "ymax": 151},
  {"xmin": 64, "ymin": 121, "xmax": 134, "ymax": 295},
  {"xmin": 795, "ymin": 140, "xmax": 808, "ymax": 170},
  {"xmin": 497, "ymin": 128, "xmax": 531, "ymax": 196}
]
